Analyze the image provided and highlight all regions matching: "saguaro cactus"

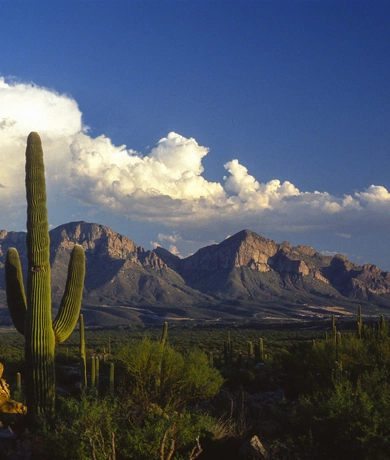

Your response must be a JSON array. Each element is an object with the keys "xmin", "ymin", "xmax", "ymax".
[
  {"xmin": 5, "ymin": 132, "xmax": 85, "ymax": 418},
  {"xmin": 160, "ymin": 321, "xmax": 168, "ymax": 347},
  {"xmin": 109, "ymin": 362, "xmax": 115, "ymax": 395},
  {"xmin": 80, "ymin": 314, "xmax": 87, "ymax": 389},
  {"xmin": 357, "ymin": 304, "xmax": 363, "ymax": 339}
]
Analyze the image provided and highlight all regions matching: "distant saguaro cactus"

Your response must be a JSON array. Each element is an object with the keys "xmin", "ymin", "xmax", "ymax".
[
  {"xmin": 91, "ymin": 355, "xmax": 96, "ymax": 388},
  {"xmin": 80, "ymin": 314, "xmax": 87, "ymax": 388},
  {"xmin": 5, "ymin": 132, "xmax": 85, "ymax": 418},
  {"xmin": 357, "ymin": 304, "xmax": 363, "ymax": 339},
  {"xmin": 109, "ymin": 362, "xmax": 115, "ymax": 395},
  {"xmin": 160, "ymin": 321, "xmax": 168, "ymax": 347}
]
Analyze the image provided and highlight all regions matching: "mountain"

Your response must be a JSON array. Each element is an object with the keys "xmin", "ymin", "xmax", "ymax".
[
  {"xmin": 0, "ymin": 222, "xmax": 389, "ymax": 326},
  {"xmin": 156, "ymin": 229, "xmax": 390, "ymax": 308}
]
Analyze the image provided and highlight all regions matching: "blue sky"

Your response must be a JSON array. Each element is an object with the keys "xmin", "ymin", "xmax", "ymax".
[{"xmin": 1, "ymin": 0, "xmax": 390, "ymax": 269}]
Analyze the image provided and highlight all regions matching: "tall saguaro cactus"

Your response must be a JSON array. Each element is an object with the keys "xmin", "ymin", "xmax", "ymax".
[{"xmin": 5, "ymin": 132, "xmax": 85, "ymax": 418}]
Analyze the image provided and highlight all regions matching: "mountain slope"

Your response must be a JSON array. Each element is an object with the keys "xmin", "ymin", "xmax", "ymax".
[
  {"xmin": 155, "ymin": 229, "xmax": 390, "ymax": 307},
  {"xmin": 0, "ymin": 222, "xmax": 211, "ymax": 310},
  {"xmin": 1, "ymin": 223, "xmax": 390, "ymax": 325}
]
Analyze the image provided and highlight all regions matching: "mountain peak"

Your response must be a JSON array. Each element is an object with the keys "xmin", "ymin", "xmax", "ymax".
[
  {"xmin": 0, "ymin": 223, "xmax": 389, "ymax": 322},
  {"xmin": 50, "ymin": 221, "xmax": 139, "ymax": 259}
]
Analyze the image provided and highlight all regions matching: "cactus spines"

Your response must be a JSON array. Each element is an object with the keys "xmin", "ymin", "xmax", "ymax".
[{"xmin": 5, "ymin": 132, "xmax": 85, "ymax": 418}]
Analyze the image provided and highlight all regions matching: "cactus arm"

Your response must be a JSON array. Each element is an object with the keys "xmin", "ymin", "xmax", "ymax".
[
  {"xmin": 5, "ymin": 248, "xmax": 27, "ymax": 334},
  {"xmin": 53, "ymin": 244, "xmax": 85, "ymax": 344}
]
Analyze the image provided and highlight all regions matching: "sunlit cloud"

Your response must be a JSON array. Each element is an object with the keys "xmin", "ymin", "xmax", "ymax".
[{"xmin": 1, "ymin": 77, "xmax": 390, "ymax": 261}]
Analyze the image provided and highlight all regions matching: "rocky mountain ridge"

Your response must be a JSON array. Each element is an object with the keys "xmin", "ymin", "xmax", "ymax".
[{"xmin": 0, "ymin": 222, "xmax": 389, "ymax": 325}]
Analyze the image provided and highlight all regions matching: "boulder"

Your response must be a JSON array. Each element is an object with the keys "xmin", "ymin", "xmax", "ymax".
[{"xmin": 0, "ymin": 364, "xmax": 27, "ymax": 419}]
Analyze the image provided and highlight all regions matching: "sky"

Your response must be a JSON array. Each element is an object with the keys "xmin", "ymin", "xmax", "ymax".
[{"xmin": 1, "ymin": 0, "xmax": 390, "ymax": 269}]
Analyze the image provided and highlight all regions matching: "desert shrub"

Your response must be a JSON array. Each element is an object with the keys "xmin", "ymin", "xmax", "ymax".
[
  {"xmin": 120, "ymin": 404, "xmax": 212, "ymax": 460},
  {"xmin": 117, "ymin": 336, "xmax": 224, "ymax": 411},
  {"xmin": 30, "ymin": 392, "xmax": 118, "ymax": 460},
  {"xmin": 272, "ymin": 365, "xmax": 390, "ymax": 459}
]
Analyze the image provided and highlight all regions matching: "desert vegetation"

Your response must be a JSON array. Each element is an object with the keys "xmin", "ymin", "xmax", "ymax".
[
  {"xmin": 2, "ymin": 133, "xmax": 390, "ymax": 459},
  {"xmin": 1, "ymin": 312, "xmax": 390, "ymax": 459}
]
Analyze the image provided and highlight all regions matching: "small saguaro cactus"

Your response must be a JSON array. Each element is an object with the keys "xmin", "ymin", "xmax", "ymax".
[
  {"xmin": 160, "ymin": 321, "xmax": 168, "ymax": 347},
  {"xmin": 95, "ymin": 355, "xmax": 100, "ymax": 387},
  {"xmin": 379, "ymin": 314, "xmax": 387, "ymax": 338},
  {"xmin": 16, "ymin": 372, "xmax": 21, "ymax": 392},
  {"xmin": 258, "ymin": 337, "xmax": 264, "ymax": 361},
  {"xmin": 80, "ymin": 314, "xmax": 87, "ymax": 389},
  {"xmin": 5, "ymin": 132, "xmax": 85, "ymax": 418},
  {"xmin": 109, "ymin": 362, "xmax": 115, "ymax": 395},
  {"xmin": 357, "ymin": 304, "xmax": 363, "ymax": 339},
  {"xmin": 247, "ymin": 341, "xmax": 254, "ymax": 358},
  {"xmin": 91, "ymin": 355, "xmax": 96, "ymax": 388}
]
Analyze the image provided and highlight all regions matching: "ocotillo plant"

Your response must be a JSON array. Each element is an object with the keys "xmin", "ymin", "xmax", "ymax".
[{"xmin": 5, "ymin": 132, "xmax": 85, "ymax": 418}]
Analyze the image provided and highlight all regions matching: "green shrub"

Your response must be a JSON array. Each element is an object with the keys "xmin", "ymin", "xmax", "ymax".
[
  {"xmin": 31, "ymin": 393, "xmax": 118, "ymax": 460},
  {"xmin": 117, "ymin": 336, "xmax": 223, "ymax": 411}
]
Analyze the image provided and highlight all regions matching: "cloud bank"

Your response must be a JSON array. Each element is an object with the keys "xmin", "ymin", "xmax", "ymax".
[{"xmin": 1, "ymin": 77, "xmax": 390, "ymax": 256}]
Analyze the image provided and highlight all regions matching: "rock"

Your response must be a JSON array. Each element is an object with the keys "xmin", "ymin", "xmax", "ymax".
[
  {"xmin": 0, "ymin": 367, "xmax": 11, "ymax": 405},
  {"xmin": 0, "ymin": 401, "xmax": 26, "ymax": 415},
  {"xmin": 0, "ymin": 364, "xmax": 27, "ymax": 425}
]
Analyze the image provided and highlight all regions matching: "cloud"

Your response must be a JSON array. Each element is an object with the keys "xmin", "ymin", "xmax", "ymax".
[
  {"xmin": 0, "ymin": 78, "xmax": 86, "ymax": 227},
  {"xmin": 151, "ymin": 233, "xmax": 184, "ymax": 257},
  {"xmin": 2, "ymin": 77, "xmax": 390, "ymax": 259},
  {"xmin": 336, "ymin": 233, "xmax": 352, "ymax": 239}
]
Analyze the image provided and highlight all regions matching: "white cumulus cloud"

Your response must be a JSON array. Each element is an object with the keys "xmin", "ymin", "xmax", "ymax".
[{"xmin": 1, "ymin": 77, "xmax": 390, "ymax": 263}]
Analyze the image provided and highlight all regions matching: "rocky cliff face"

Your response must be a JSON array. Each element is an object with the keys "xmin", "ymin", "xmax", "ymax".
[
  {"xmin": 177, "ymin": 230, "xmax": 279, "ymax": 272},
  {"xmin": 157, "ymin": 228, "xmax": 390, "ymax": 304},
  {"xmin": 1, "ymin": 222, "xmax": 390, "ymax": 314}
]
